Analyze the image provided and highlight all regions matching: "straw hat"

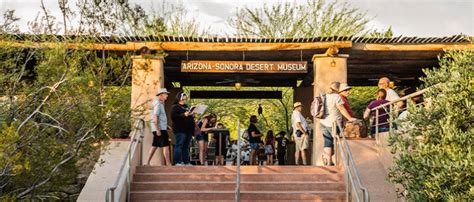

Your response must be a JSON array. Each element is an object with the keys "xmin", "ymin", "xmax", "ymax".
[
  {"xmin": 293, "ymin": 102, "xmax": 303, "ymax": 109},
  {"xmin": 156, "ymin": 88, "xmax": 170, "ymax": 96},
  {"xmin": 339, "ymin": 83, "xmax": 352, "ymax": 92}
]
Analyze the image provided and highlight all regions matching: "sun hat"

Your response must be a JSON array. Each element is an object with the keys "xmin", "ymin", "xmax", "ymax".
[
  {"xmin": 339, "ymin": 83, "xmax": 352, "ymax": 92},
  {"xmin": 156, "ymin": 88, "xmax": 170, "ymax": 96},
  {"xmin": 293, "ymin": 102, "xmax": 303, "ymax": 108}
]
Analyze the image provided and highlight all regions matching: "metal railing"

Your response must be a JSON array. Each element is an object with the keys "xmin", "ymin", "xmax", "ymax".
[
  {"xmin": 368, "ymin": 88, "xmax": 428, "ymax": 145},
  {"xmin": 105, "ymin": 119, "xmax": 145, "ymax": 202},
  {"xmin": 332, "ymin": 122, "xmax": 369, "ymax": 202},
  {"xmin": 235, "ymin": 118, "xmax": 241, "ymax": 202}
]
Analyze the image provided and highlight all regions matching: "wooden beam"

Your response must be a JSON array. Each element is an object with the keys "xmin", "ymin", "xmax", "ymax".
[
  {"xmin": 134, "ymin": 41, "xmax": 353, "ymax": 51},
  {"xmin": 0, "ymin": 40, "xmax": 352, "ymax": 51},
  {"xmin": 353, "ymin": 43, "xmax": 474, "ymax": 51}
]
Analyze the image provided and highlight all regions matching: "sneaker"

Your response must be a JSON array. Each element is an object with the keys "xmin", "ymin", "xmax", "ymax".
[
  {"xmin": 185, "ymin": 163, "xmax": 193, "ymax": 166},
  {"xmin": 175, "ymin": 163, "xmax": 185, "ymax": 166}
]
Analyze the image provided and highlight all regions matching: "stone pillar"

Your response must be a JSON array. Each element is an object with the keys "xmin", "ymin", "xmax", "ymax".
[
  {"xmin": 312, "ymin": 55, "xmax": 348, "ymax": 165},
  {"xmin": 293, "ymin": 86, "xmax": 313, "ymax": 118},
  {"xmin": 131, "ymin": 55, "xmax": 165, "ymax": 166}
]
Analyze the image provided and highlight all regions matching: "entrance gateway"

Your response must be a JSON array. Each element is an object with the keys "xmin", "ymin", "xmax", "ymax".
[
  {"xmin": 127, "ymin": 35, "xmax": 471, "ymax": 166},
  {"xmin": 2, "ymin": 34, "xmax": 470, "ymax": 201},
  {"xmin": 1, "ymin": 34, "xmax": 460, "ymax": 166}
]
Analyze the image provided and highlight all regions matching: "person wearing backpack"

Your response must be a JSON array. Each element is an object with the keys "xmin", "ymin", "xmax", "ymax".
[{"xmin": 319, "ymin": 82, "xmax": 357, "ymax": 166}]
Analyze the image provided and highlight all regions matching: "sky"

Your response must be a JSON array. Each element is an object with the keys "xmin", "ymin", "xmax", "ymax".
[{"xmin": 1, "ymin": 0, "xmax": 473, "ymax": 37}]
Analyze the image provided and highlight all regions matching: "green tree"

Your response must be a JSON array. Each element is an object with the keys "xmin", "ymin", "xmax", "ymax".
[
  {"xmin": 0, "ymin": 38, "xmax": 134, "ymax": 199},
  {"xmin": 186, "ymin": 86, "xmax": 292, "ymax": 139},
  {"xmin": 347, "ymin": 86, "xmax": 378, "ymax": 118},
  {"xmin": 388, "ymin": 49, "xmax": 474, "ymax": 200},
  {"xmin": 368, "ymin": 26, "xmax": 394, "ymax": 38},
  {"xmin": 228, "ymin": 0, "xmax": 370, "ymax": 38},
  {"xmin": 0, "ymin": 10, "xmax": 20, "ymax": 33},
  {"xmin": 227, "ymin": 0, "xmax": 386, "ymax": 134}
]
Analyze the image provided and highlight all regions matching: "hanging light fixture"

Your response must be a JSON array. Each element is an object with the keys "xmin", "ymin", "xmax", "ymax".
[
  {"xmin": 235, "ymin": 82, "xmax": 242, "ymax": 90},
  {"xmin": 330, "ymin": 59, "xmax": 336, "ymax": 67}
]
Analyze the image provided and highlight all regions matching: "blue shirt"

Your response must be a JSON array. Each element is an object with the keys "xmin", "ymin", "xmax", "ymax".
[{"xmin": 151, "ymin": 99, "xmax": 167, "ymax": 131}]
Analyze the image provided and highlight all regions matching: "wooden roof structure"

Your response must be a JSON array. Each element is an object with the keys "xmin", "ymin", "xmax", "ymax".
[{"xmin": 1, "ymin": 34, "xmax": 472, "ymax": 87}]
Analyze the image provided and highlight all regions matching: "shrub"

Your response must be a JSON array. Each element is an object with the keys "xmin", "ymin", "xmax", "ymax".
[{"xmin": 388, "ymin": 49, "xmax": 473, "ymax": 200}]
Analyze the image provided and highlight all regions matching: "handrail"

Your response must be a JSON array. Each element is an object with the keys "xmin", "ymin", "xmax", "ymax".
[
  {"xmin": 368, "ymin": 88, "xmax": 428, "ymax": 142},
  {"xmin": 332, "ymin": 122, "xmax": 370, "ymax": 202},
  {"xmin": 105, "ymin": 119, "xmax": 145, "ymax": 202},
  {"xmin": 235, "ymin": 118, "xmax": 241, "ymax": 202},
  {"xmin": 371, "ymin": 88, "xmax": 428, "ymax": 110}
]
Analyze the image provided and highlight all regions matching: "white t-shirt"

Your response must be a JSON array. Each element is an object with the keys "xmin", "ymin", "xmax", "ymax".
[
  {"xmin": 292, "ymin": 110, "xmax": 308, "ymax": 135},
  {"xmin": 320, "ymin": 93, "xmax": 344, "ymax": 127},
  {"xmin": 385, "ymin": 88, "xmax": 400, "ymax": 102}
]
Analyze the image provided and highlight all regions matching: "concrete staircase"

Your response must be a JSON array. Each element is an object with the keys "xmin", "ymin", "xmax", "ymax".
[{"xmin": 131, "ymin": 166, "xmax": 346, "ymax": 201}]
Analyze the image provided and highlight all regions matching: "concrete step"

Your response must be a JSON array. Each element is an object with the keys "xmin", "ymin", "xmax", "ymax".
[
  {"xmin": 130, "ymin": 190, "xmax": 346, "ymax": 201},
  {"xmin": 131, "ymin": 181, "xmax": 345, "ymax": 192},
  {"xmin": 133, "ymin": 173, "xmax": 343, "ymax": 182},
  {"xmin": 135, "ymin": 165, "xmax": 341, "ymax": 174}
]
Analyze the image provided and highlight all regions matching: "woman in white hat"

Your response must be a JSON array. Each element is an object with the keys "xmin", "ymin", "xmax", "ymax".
[{"xmin": 320, "ymin": 82, "xmax": 356, "ymax": 166}]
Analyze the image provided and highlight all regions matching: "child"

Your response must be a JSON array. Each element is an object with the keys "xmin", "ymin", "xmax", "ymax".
[
  {"xmin": 241, "ymin": 147, "xmax": 250, "ymax": 165},
  {"xmin": 264, "ymin": 130, "xmax": 275, "ymax": 165},
  {"xmin": 275, "ymin": 131, "xmax": 289, "ymax": 165},
  {"xmin": 228, "ymin": 140, "xmax": 238, "ymax": 165}
]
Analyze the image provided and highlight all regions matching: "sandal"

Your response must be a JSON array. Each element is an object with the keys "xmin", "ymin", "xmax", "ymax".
[{"xmin": 322, "ymin": 155, "xmax": 328, "ymax": 166}]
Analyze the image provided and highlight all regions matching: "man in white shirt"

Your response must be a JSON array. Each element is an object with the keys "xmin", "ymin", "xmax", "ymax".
[
  {"xmin": 378, "ymin": 77, "xmax": 400, "ymax": 101},
  {"xmin": 146, "ymin": 88, "xmax": 171, "ymax": 166},
  {"xmin": 292, "ymin": 102, "xmax": 309, "ymax": 165}
]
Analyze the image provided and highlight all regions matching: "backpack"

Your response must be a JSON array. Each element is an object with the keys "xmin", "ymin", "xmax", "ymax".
[{"xmin": 311, "ymin": 94, "xmax": 326, "ymax": 119}]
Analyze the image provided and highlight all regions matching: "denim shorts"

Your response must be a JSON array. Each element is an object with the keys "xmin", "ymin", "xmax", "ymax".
[
  {"xmin": 196, "ymin": 133, "xmax": 209, "ymax": 142},
  {"xmin": 321, "ymin": 124, "xmax": 338, "ymax": 148},
  {"xmin": 250, "ymin": 143, "xmax": 259, "ymax": 150}
]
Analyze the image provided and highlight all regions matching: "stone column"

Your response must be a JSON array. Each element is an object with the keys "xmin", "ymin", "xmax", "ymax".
[
  {"xmin": 311, "ymin": 54, "xmax": 348, "ymax": 165},
  {"xmin": 131, "ymin": 55, "xmax": 165, "ymax": 166}
]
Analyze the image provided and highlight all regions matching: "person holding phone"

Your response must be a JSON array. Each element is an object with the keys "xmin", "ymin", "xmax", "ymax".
[{"xmin": 171, "ymin": 92, "xmax": 195, "ymax": 166}]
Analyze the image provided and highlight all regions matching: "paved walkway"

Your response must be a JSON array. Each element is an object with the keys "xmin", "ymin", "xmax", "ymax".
[
  {"xmin": 77, "ymin": 140, "xmax": 130, "ymax": 202},
  {"xmin": 347, "ymin": 139, "xmax": 398, "ymax": 202}
]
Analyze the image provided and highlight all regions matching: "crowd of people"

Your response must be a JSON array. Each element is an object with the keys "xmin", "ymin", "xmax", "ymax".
[{"xmin": 146, "ymin": 76, "xmax": 403, "ymax": 166}]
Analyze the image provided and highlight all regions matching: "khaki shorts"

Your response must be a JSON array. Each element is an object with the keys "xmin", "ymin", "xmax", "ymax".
[{"xmin": 294, "ymin": 135, "xmax": 309, "ymax": 151}]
